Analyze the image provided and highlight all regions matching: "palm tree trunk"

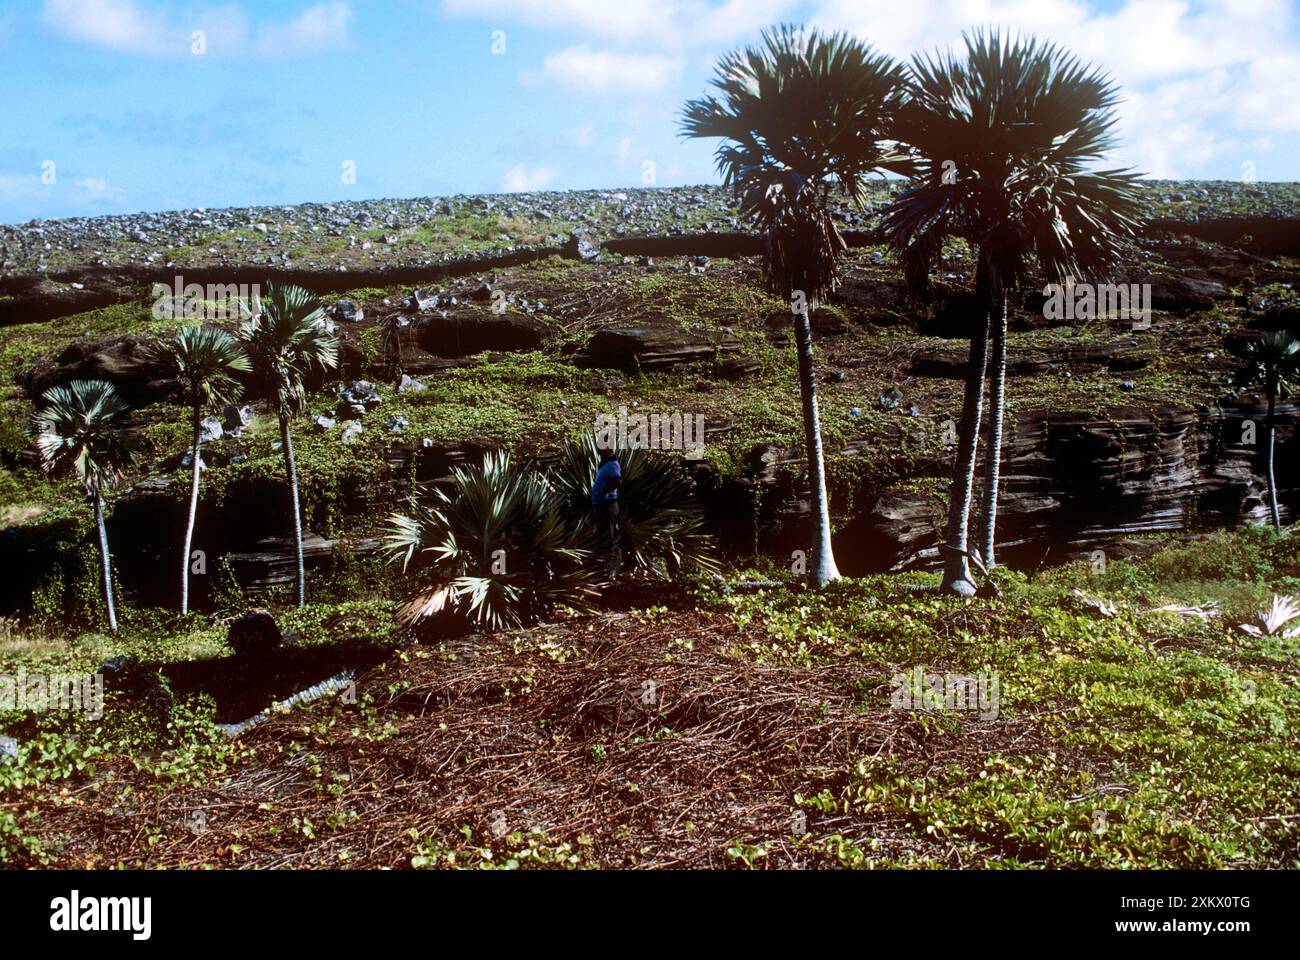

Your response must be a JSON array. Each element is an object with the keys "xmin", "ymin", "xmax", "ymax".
[
  {"xmin": 942, "ymin": 262, "xmax": 993, "ymax": 595},
  {"xmin": 978, "ymin": 287, "xmax": 1008, "ymax": 568},
  {"xmin": 795, "ymin": 303, "xmax": 841, "ymax": 586},
  {"xmin": 279, "ymin": 412, "xmax": 306, "ymax": 607},
  {"xmin": 1267, "ymin": 376, "xmax": 1281, "ymax": 533},
  {"xmin": 180, "ymin": 405, "xmax": 202, "ymax": 614},
  {"xmin": 93, "ymin": 479, "xmax": 118, "ymax": 632}
]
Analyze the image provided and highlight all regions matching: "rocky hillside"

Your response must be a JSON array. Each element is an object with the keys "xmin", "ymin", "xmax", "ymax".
[{"xmin": 1, "ymin": 181, "xmax": 1299, "ymax": 614}]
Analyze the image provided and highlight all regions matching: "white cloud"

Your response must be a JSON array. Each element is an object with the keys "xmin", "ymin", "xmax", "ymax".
[
  {"xmin": 806, "ymin": 0, "xmax": 1300, "ymax": 177},
  {"xmin": 42, "ymin": 0, "xmax": 350, "ymax": 58},
  {"xmin": 254, "ymin": 2, "xmax": 350, "ymax": 58},
  {"xmin": 541, "ymin": 45, "xmax": 681, "ymax": 94},
  {"xmin": 44, "ymin": 0, "xmax": 173, "ymax": 54},
  {"xmin": 442, "ymin": 0, "xmax": 795, "ymax": 48},
  {"xmin": 502, "ymin": 163, "xmax": 556, "ymax": 191}
]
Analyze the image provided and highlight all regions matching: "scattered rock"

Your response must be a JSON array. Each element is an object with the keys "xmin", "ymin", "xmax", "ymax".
[
  {"xmin": 1069, "ymin": 589, "xmax": 1119, "ymax": 618},
  {"xmin": 337, "ymin": 381, "xmax": 382, "ymax": 419},
  {"xmin": 1147, "ymin": 274, "xmax": 1229, "ymax": 311},
  {"xmin": 327, "ymin": 299, "xmax": 364, "ymax": 324},
  {"xmin": 199, "ymin": 416, "xmax": 224, "ymax": 443},
  {"xmin": 409, "ymin": 311, "xmax": 547, "ymax": 358},
  {"xmin": 222, "ymin": 403, "xmax": 253, "ymax": 433},
  {"xmin": 565, "ymin": 228, "xmax": 600, "ymax": 262}
]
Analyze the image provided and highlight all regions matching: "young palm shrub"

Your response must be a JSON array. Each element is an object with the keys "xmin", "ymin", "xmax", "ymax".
[
  {"xmin": 1238, "ymin": 593, "xmax": 1300, "ymax": 637},
  {"xmin": 154, "ymin": 325, "xmax": 250, "ymax": 613},
  {"xmin": 681, "ymin": 24, "xmax": 903, "ymax": 587},
  {"xmin": 884, "ymin": 30, "xmax": 1143, "ymax": 593},
  {"xmin": 31, "ymin": 380, "xmax": 136, "ymax": 632},
  {"xmin": 237, "ymin": 282, "xmax": 339, "ymax": 607},
  {"xmin": 550, "ymin": 432, "xmax": 720, "ymax": 580},
  {"xmin": 382, "ymin": 451, "xmax": 597, "ymax": 632},
  {"xmin": 1241, "ymin": 330, "xmax": 1300, "ymax": 533}
]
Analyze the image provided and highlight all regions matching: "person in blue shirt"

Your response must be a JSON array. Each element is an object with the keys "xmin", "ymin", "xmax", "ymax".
[{"xmin": 592, "ymin": 449, "xmax": 623, "ymax": 578}]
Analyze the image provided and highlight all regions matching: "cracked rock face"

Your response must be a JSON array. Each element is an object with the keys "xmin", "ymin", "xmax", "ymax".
[{"xmin": 834, "ymin": 402, "xmax": 1299, "ymax": 574}]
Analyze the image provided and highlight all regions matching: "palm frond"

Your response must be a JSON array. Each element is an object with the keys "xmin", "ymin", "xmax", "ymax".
[
  {"xmin": 883, "ymin": 28, "xmax": 1144, "ymax": 292},
  {"xmin": 237, "ymin": 281, "xmax": 339, "ymax": 414},
  {"xmin": 384, "ymin": 451, "xmax": 598, "ymax": 631},
  {"xmin": 681, "ymin": 23, "xmax": 903, "ymax": 303},
  {"xmin": 31, "ymin": 379, "xmax": 136, "ymax": 491},
  {"xmin": 550, "ymin": 432, "xmax": 720, "ymax": 578},
  {"xmin": 153, "ymin": 324, "xmax": 251, "ymax": 411}
]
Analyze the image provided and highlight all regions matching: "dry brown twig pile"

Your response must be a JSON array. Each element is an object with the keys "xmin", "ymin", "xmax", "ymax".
[{"xmin": 15, "ymin": 610, "xmax": 1049, "ymax": 869}]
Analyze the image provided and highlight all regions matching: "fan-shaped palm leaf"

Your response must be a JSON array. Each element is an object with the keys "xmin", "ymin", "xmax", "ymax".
[
  {"xmin": 550, "ymin": 432, "xmax": 719, "ymax": 579},
  {"xmin": 383, "ymin": 451, "xmax": 598, "ymax": 632}
]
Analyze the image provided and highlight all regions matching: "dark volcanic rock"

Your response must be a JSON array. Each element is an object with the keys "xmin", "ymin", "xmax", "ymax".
[
  {"xmin": 1147, "ymin": 274, "xmax": 1229, "ymax": 311},
  {"xmin": 26, "ymin": 334, "xmax": 172, "ymax": 404},
  {"xmin": 565, "ymin": 229, "xmax": 600, "ymax": 262},
  {"xmin": 326, "ymin": 299, "xmax": 363, "ymax": 324},
  {"xmin": 227, "ymin": 608, "xmax": 283, "ymax": 657},
  {"xmin": 835, "ymin": 401, "xmax": 1299, "ymax": 573},
  {"xmin": 584, "ymin": 323, "xmax": 742, "ymax": 372},
  {"xmin": 410, "ymin": 310, "xmax": 547, "ymax": 358},
  {"xmin": 910, "ymin": 340, "xmax": 1150, "ymax": 379},
  {"xmin": 0, "ymin": 274, "xmax": 138, "ymax": 326},
  {"xmin": 829, "ymin": 278, "xmax": 910, "ymax": 323}
]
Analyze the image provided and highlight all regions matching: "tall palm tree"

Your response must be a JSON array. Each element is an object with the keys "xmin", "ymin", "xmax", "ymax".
[
  {"xmin": 884, "ymin": 30, "xmax": 1143, "ymax": 593},
  {"xmin": 155, "ymin": 325, "xmax": 250, "ymax": 614},
  {"xmin": 31, "ymin": 380, "xmax": 136, "ymax": 632},
  {"xmin": 681, "ymin": 24, "xmax": 904, "ymax": 586},
  {"xmin": 1242, "ymin": 330, "xmax": 1300, "ymax": 533},
  {"xmin": 238, "ymin": 282, "xmax": 338, "ymax": 607}
]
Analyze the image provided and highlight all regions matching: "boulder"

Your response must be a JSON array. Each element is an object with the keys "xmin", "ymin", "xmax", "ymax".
[
  {"xmin": 199, "ymin": 416, "xmax": 224, "ymax": 443},
  {"xmin": 565, "ymin": 229, "xmax": 600, "ymax": 262},
  {"xmin": 410, "ymin": 311, "xmax": 547, "ymax": 358},
  {"xmin": 227, "ymin": 608, "xmax": 282, "ymax": 657},
  {"xmin": 326, "ymin": 299, "xmax": 364, "ymax": 324},
  {"xmin": 585, "ymin": 323, "xmax": 742, "ymax": 372},
  {"xmin": 829, "ymin": 278, "xmax": 910, "ymax": 324},
  {"xmin": 1148, "ymin": 274, "xmax": 1229, "ymax": 311},
  {"xmin": 337, "ymin": 381, "xmax": 382, "ymax": 419},
  {"xmin": 222, "ymin": 403, "xmax": 253, "ymax": 433},
  {"xmin": 27, "ymin": 334, "xmax": 171, "ymax": 404}
]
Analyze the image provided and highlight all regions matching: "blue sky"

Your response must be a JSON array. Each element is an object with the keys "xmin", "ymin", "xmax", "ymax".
[{"xmin": 1, "ymin": 0, "xmax": 1297, "ymax": 224}]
